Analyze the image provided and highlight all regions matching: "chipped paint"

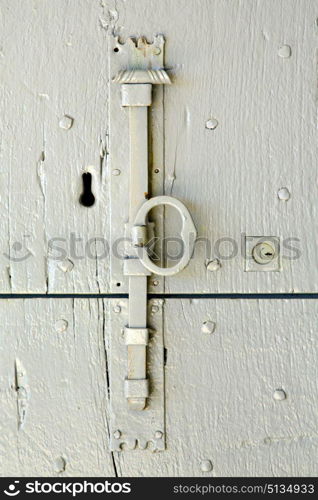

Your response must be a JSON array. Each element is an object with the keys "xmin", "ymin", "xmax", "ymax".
[{"xmin": 15, "ymin": 359, "xmax": 30, "ymax": 431}]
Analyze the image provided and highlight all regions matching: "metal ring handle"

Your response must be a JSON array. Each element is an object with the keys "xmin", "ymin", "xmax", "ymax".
[{"xmin": 133, "ymin": 195, "xmax": 197, "ymax": 276}]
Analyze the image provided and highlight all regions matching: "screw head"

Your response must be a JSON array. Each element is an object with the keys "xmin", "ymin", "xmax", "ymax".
[
  {"xmin": 151, "ymin": 305, "xmax": 159, "ymax": 314},
  {"xmin": 112, "ymin": 169, "xmax": 121, "ymax": 176},
  {"xmin": 113, "ymin": 430, "xmax": 121, "ymax": 439},
  {"xmin": 113, "ymin": 305, "xmax": 121, "ymax": 314},
  {"xmin": 154, "ymin": 431, "xmax": 163, "ymax": 439}
]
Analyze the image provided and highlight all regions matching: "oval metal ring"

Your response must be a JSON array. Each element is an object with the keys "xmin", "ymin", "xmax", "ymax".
[{"xmin": 133, "ymin": 195, "xmax": 197, "ymax": 276}]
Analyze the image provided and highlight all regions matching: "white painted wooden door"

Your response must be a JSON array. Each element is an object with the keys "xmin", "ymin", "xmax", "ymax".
[{"xmin": 0, "ymin": 0, "xmax": 317, "ymax": 478}]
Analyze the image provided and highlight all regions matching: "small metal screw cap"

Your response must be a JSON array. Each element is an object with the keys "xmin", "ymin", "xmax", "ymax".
[{"xmin": 252, "ymin": 242, "xmax": 276, "ymax": 265}]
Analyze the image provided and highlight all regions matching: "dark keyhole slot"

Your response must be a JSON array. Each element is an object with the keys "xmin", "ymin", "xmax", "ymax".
[
  {"xmin": 79, "ymin": 172, "xmax": 95, "ymax": 207},
  {"xmin": 164, "ymin": 348, "xmax": 168, "ymax": 366}
]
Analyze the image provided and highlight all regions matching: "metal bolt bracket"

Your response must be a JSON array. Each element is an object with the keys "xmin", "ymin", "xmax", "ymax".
[{"xmin": 109, "ymin": 298, "xmax": 165, "ymax": 452}]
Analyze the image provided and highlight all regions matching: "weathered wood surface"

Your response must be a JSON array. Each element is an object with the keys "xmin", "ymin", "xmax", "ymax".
[
  {"xmin": 1, "ymin": 298, "xmax": 317, "ymax": 476},
  {"xmin": 0, "ymin": 299, "xmax": 115, "ymax": 476},
  {"xmin": 1, "ymin": 0, "xmax": 318, "ymax": 293},
  {"xmin": 118, "ymin": 0, "xmax": 318, "ymax": 293},
  {"xmin": 117, "ymin": 298, "xmax": 318, "ymax": 477},
  {"xmin": 0, "ymin": 0, "xmax": 112, "ymax": 293}
]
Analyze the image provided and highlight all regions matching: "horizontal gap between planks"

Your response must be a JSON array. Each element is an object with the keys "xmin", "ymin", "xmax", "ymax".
[{"xmin": 0, "ymin": 293, "xmax": 317, "ymax": 299}]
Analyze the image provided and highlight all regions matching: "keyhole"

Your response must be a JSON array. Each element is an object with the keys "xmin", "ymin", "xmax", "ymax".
[
  {"xmin": 79, "ymin": 172, "xmax": 95, "ymax": 207},
  {"xmin": 252, "ymin": 242, "xmax": 276, "ymax": 264}
]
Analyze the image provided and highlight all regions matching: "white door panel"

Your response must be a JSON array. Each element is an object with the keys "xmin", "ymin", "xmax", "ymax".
[
  {"xmin": 1, "ymin": 298, "xmax": 317, "ymax": 476},
  {"xmin": 1, "ymin": 1, "xmax": 317, "ymax": 293}
]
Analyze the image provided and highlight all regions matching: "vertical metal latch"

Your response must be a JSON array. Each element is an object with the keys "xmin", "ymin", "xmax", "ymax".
[{"xmin": 114, "ymin": 72, "xmax": 171, "ymax": 411}]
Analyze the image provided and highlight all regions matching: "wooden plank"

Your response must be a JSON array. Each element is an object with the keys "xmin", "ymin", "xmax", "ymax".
[
  {"xmin": 0, "ymin": 0, "xmax": 116, "ymax": 293},
  {"xmin": 109, "ymin": 0, "xmax": 318, "ymax": 293},
  {"xmin": 108, "ymin": 34, "xmax": 166, "ymax": 295},
  {"xmin": 1, "ymin": 297, "xmax": 317, "ymax": 476},
  {"xmin": 116, "ymin": 298, "xmax": 318, "ymax": 476},
  {"xmin": 1, "ymin": 0, "xmax": 318, "ymax": 293},
  {"xmin": 0, "ymin": 298, "xmax": 115, "ymax": 476}
]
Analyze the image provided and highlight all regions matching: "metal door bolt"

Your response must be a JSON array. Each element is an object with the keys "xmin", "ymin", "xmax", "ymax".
[{"xmin": 252, "ymin": 241, "xmax": 276, "ymax": 265}]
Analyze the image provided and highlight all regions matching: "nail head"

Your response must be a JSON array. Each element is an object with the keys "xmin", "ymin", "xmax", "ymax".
[
  {"xmin": 206, "ymin": 259, "xmax": 221, "ymax": 272},
  {"xmin": 200, "ymin": 459, "xmax": 213, "ymax": 472},
  {"xmin": 59, "ymin": 115, "xmax": 74, "ymax": 130},
  {"xmin": 201, "ymin": 320, "xmax": 216, "ymax": 334},
  {"xmin": 58, "ymin": 259, "xmax": 74, "ymax": 273},
  {"xmin": 55, "ymin": 319, "xmax": 68, "ymax": 333},
  {"xmin": 205, "ymin": 118, "xmax": 218, "ymax": 130},
  {"xmin": 273, "ymin": 389, "xmax": 287, "ymax": 401},
  {"xmin": 278, "ymin": 45, "xmax": 292, "ymax": 58},
  {"xmin": 277, "ymin": 187, "xmax": 290, "ymax": 201}
]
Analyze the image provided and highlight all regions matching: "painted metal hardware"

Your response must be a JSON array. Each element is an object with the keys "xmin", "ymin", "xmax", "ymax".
[
  {"xmin": 118, "ymin": 78, "xmax": 196, "ymax": 411},
  {"xmin": 133, "ymin": 195, "xmax": 196, "ymax": 276},
  {"xmin": 109, "ymin": 35, "xmax": 196, "ymax": 451}
]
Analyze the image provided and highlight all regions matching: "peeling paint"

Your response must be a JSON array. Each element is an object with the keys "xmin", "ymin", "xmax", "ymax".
[{"xmin": 15, "ymin": 359, "xmax": 30, "ymax": 431}]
